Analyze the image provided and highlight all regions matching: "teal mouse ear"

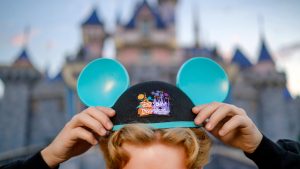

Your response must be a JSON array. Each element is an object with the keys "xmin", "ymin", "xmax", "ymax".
[
  {"xmin": 77, "ymin": 58, "xmax": 130, "ymax": 107},
  {"xmin": 176, "ymin": 57, "xmax": 229, "ymax": 105}
]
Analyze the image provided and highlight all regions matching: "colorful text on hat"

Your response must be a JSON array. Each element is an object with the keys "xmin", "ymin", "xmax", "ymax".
[{"xmin": 137, "ymin": 90, "xmax": 170, "ymax": 117}]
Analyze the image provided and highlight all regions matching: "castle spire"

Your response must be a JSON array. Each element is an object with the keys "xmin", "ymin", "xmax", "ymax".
[
  {"xmin": 258, "ymin": 38, "xmax": 274, "ymax": 64},
  {"xmin": 13, "ymin": 27, "xmax": 35, "ymax": 68},
  {"xmin": 82, "ymin": 7, "xmax": 104, "ymax": 26},
  {"xmin": 257, "ymin": 15, "xmax": 274, "ymax": 64},
  {"xmin": 232, "ymin": 47, "xmax": 252, "ymax": 69},
  {"xmin": 124, "ymin": 0, "xmax": 166, "ymax": 29},
  {"xmin": 80, "ymin": 6, "xmax": 107, "ymax": 60},
  {"xmin": 258, "ymin": 14, "xmax": 265, "ymax": 40}
]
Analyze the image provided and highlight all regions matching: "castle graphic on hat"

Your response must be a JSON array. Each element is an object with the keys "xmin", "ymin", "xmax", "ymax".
[{"xmin": 77, "ymin": 57, "xmax": 229, "ymax": 131}]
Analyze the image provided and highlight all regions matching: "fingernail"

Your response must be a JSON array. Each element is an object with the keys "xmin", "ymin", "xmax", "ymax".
[
  {"xmin": 100, "ymin": 129, "xmax": 107, "ymax": 135},
  {"xmin": 107, "ymin": 122, "xmax": 113, "ymax": 129},
  {"xmin": 206, "ymin": 123, "xmax": 212, "ymax": 130},
  {"xmin": 194, "ymin": 119, "xmax": 200, "ymax": 125},
  {"xmin": 195, "ymin": 122, "xmax": 202, "ymax": 127}
]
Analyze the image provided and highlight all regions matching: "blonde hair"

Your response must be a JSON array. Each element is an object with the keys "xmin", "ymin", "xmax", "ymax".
[{"xmin": 99, "ymin": 124, "xmax": 212, "ymax": 169}]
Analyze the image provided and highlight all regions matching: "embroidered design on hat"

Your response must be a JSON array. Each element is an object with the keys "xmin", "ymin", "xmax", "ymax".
[{"xmin": 137, "ymin": 90, "xmax": 170, "ymax": 117}]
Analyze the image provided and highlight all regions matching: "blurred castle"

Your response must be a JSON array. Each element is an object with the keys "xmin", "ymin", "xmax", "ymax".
[{"xmin": 1, "ymin": 0, "xmax": 300, "ymax": 169}]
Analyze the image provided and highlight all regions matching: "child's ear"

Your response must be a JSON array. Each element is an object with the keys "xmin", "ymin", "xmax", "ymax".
[
  {"xmin": 77, "ymin": 58, "xmax": 130, "ymax": 107},
  {"xmin": 176, "ymin": 57, "xmax": 229, "ymax": 105}
]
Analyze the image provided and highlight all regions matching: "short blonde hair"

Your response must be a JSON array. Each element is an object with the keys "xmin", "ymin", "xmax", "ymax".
[{"xmin": 99, "ymin": 124, "xmax": 212, "ymax": 169}]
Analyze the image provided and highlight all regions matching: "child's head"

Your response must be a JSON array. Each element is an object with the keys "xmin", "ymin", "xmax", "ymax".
[{"xmin": 99, "ymin": 124, "xmax": 212, "ymax": 169}]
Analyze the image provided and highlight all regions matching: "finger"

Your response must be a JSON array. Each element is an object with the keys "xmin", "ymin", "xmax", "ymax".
[
  {"xmin": 218, "ymin": 115, "xmax": 247, "ymax": 136},
  {"xmin": 94, "ymin": 107, "xmax": 116, "ymax": 117},
  {"xmin": 205, "ymin": 104, "xmax": 236, "ymax": 131},
  {"xmin": 86, "ymin": 107, "xmax": 114, "ymax": 130},
  {"xmin": 192, "ymin": 104, "xmax": 209, "ymax": 114},
  {"xmin": 71, "ymin": 113, "xmax": 107, "ymax": 136},
  {"xmin": 208, "ymin": 116, "xmax": 230, "ymax": 137},
  {"xmin": 71, "ymin": 127, "xmax": 98, "ymax": 145},
  {"xmin": 194, "ymin": 102, "xmax": 223, "ymax": 125}
]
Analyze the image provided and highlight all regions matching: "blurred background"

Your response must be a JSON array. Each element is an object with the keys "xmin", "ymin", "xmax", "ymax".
[{"xmin": 0, "ymin": 0, "xmax": 299, "ymax": 168}]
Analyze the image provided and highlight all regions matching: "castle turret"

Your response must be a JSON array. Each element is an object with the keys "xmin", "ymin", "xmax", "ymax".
[
  {"xmin": 12, "ymin": 48, "xmax": 34, "ymax": 68},
  {"xmin": 0, "ymin": 48, "xmax": 40, "ymax": 82},
  {"xmin": 258, "ymin": 39, "xmax": 275, "ymax": 64},
  {"xmin": 81, "ymin": 8, "xmax": 106, "ymax": 60},
  {"xmin": 244, "ymin": 38, "xmax": 289, "ymax": 140},
  {"xmin": 254, "ymin": 38, "xmax": 276, "ymax": 74},
  {"xmin": 115, "ymin": 0, "xmax": 178, "ymax": 84},
  {"xmin": 231, "ymin": 48, "xmax": 253, "ymax": 70},
  {"xmin": 0, "ymin": 47, "xmax": 41, "ymax": 152},
  {"xmin": 62, "ymin": 8, "xmax": 107, "ymax": 113},
  {"xmin": 230, "ymin": 48, "xmax": 258, "ymax": 124}
]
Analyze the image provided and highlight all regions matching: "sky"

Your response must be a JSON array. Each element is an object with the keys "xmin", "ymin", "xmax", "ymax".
[{"xmin": 0, "ymin": 0, "xmax": 300, "ymax": 97}]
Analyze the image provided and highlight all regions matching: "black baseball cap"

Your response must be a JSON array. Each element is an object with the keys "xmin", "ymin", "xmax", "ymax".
[{"xmin": 112, "ymin": 81, "xmax": 198, "ymax": 130}]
